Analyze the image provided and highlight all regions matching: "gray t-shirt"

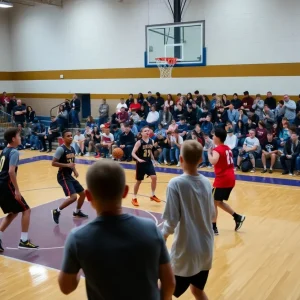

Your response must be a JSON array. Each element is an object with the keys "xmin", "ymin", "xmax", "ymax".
[
  {"xmin": 62, "ymin": 214, "xmax": 170, "ymax": 300},
  {"xmin": 9, "ymin": 149, "xmax": 19, "ymax": 166},
  {"xmin": 53, "ymin": 146, "xmax": 65, "ymax": 159},
  {"xmin": 162, "ymin": 174, "xmax": 215, "ymax": 277}
]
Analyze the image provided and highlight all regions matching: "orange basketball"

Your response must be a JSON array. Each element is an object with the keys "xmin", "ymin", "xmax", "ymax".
[{"xmin": 112, "ymin": 147, "xmax": 124, "ymax": 159}]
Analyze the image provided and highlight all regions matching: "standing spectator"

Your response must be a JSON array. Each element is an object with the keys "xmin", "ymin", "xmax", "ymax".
[
  {"xmin": 162, "ymin": 140, "xmax": 214, "ymax": 300},
  {"xmin": 227, "ymin": 103, "xmax": 239, "ymax": 126},
  {"xmin": 70, "ymin": 94, "xmax": 81, "ymax": 128},
  {"xmin": 26, "ymin": 106, "xmax": 36, "ymax": 123},
  {"xmin": 0, "ymin": 91, "xmax": 8, "ymax": 107},
  {"xmin": 280, "ymin": 132, "xmax": 300, "ymax": 175},
  {"xmin": 126, "ymin": 94, "xmax": 134, "ymax": 109},
  {"xmin": 98, "ymin": 99, "xmax": 109, "ymax": 127},
  {"xmin": 116, "ymin": 98, "xmax": 127, "ymax": 113},
  {"xmin": 39, "ymin": 116, "xmax": 60, "ymax": 153},
  {"xmin": 159, "ymin": 106, "xmax": 173, "ymax": 129},
  {"xmin": 116, "ymin": 107, "xmax": 129, "ymax": 125},
  {"xmin": 59, "ymin": 160, "xmax": 175, "ymax": 299},
  {"xmin": 264, "ymin": 91, "xmax": 277, "ymax": 110},
  {"xmin": 236, "ymin": 129, "xmax": 260, "ymax": 173},
  {"xmin": 13, "ymin": 99, "xmax": 26, "ymax": 127},
  {"xmin": 119, "ymin": 124, "xmax": 135, "ymax": 161},
  {"xmin": 231, "ymin": 93, "xmax": 242, "ymax": 109},
  {"xmin": 296, "ymin": 94, "xmax": 300, "ymax": 114},
  {"xmin": 7, "ymin": 95, "xmax": 17, "ymax": 116},
  {"xmin": 57, "ymin": 104, "xmax": 69, "ymax": 131},
  {"xmin": 242, "ymin": 91, "xmax": 254, "ymax": 111},
  {"xmin": 295, "ymin": 112, "xmax": 300, "ymax": 135},
  {"xmin": 252, "ymin": 94, "xmax": 264, "ymax": 120},
  {"xmin": 261, "ymin": 132, "xmax": 278, "ymax": 174},
  {"xmin": 72, "ymin": 129, "xmax": 85, "ymax": 156},
  {"xmin": 129, "ymin": 98, "xmax": 141, "ymax": 112},
  {"xmin": 280, "ymin": 94, "xmax": 296, "ymax": 124},
  {"xmin": 255, "ymin": 121, "xmax": 268, "ymax": 146}
]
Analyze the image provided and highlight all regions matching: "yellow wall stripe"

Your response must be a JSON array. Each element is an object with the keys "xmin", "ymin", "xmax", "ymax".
[{"xmin": 0, "ymin": 62, "xmax": 300, "ymax": 81}]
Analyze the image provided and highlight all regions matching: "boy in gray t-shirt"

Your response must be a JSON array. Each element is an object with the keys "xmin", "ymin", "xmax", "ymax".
[
  {"xmin": 59, "ymin": 160, "xmax": 175, "ymax": 300},
  {"xmin": 162, "ymin": 140, "xmax": 215, "ymax": 299}
]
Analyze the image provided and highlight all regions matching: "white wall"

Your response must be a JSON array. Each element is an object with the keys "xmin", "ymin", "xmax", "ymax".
[{"xmin": 0, "ymin": 11, "xmax": 12, "ymax": 71}]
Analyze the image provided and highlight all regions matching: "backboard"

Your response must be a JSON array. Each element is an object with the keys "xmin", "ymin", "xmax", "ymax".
[{"xmin": 145, "ymin": 21, "xmax": 206, "ymax": 68}]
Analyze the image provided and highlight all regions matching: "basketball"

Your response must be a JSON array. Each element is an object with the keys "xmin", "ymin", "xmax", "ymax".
[{"xmin": 112, "ymin": 148, "xmax": 124, "ymax": 160}]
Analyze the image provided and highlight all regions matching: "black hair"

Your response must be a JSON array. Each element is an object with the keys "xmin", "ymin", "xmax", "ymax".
[
  {"xmin": 214, "ymin": 127, "xmax": 227, "ymax": 143},
  {"xmin": 62, "ymin": 129, "xmax": 72, "ymax": 138},
  {"xmin": 4, "ymin": 128, "xmax": 19, "ymax": 143}
]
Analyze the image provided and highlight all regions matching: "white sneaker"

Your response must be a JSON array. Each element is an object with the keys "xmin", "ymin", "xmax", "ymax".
[
  {"xmin": 84, "ymin": 153, "xmax": 90, "ymax": 157},
  {"xmin": 207, "ymin": 165, "xmax": 213, "ymax": 169},
  {"xmin": 250, "ymin": 168, "xmax": 255, "ymax": 173},
  {"xmin": 164, "ymin": 160, "xmax": 167, "ymax": 165},
  {"xmin": 176, "ymin": 163, "xmax": 181, "ymax": 167},
  {"xmin": 289, "ymin": 173, "xmax": 294, "ymax": 176}
]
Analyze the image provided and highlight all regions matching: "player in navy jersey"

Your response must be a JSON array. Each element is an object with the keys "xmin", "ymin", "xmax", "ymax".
[
  {"xmin": 51, "ymin": 130, "xmax": 88, "ymax": 224},
  {"xmin": 131, "ymin": 126, "xmax": 161, "ymax": 207},
  {"xmin": 0, "ymin": 128, "xmax": 38, "ymax": 251}
]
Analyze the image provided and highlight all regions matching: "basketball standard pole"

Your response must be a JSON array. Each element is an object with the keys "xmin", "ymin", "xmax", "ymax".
[{"xmin": 173, "ymin": 0, "xmax": 182, "ymax": 60}]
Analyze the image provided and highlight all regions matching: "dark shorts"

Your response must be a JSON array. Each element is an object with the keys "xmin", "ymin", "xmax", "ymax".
[
  {"xmin": 174, "ymin": 270, "xmax": 209, "ymax": 298},
  {"xmin": 135, "ymin": 162, "xmax": 156, "ymax": 181},
  {"xmin": 58, "ymin": 175, "xmax": 84, "ymax": 197},
  {"xmin": 0, "ymin": 182, "xmax": 29, "ymax": 214},
  {"xmin": 212, "ymin": 187, "xmax": 233, "ymax": 201}
]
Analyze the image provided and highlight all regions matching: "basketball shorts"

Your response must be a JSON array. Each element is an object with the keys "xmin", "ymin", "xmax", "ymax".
[
  {"xmin": 212, "ymin": 187, "xmax": 233, "ymax": 201},
  {"xmin": 57, "ymin": 175, "xmax": 84, "ymax": 197},
  {"xmin": 136, "ymin": 162, "xmax": 156, "ymax": 181},
  {"xmin": 0, "ymin": 182, "xmax": 29, "ymax": 214},
  {"xmin": 174, "ymin": 270, "xmax": 209, "ymax": 298}
]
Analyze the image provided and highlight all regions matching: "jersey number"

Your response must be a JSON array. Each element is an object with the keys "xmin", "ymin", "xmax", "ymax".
[
  {"xmin": 0, "ymin": 156, "xmax": 5, "ymax": 172},
  {"xmin": 143, "ymin": 149, "xmax": 151, "ymax": 158},
  {"xmin": 225, "ymin": 150, "xmax": 234, "ymax": 165}
]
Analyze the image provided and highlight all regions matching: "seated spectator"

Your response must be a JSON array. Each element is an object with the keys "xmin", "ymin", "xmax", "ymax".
[
  {"xmin": 245, "ymin": 118, "xmax": 257, "ymax": 132},
  {"xmin": 86, "ymin": 116, "xmax": 96, "ymax": 128},
  {"xmin": 191, "ymin": 101, "xmax": 202, "ymax": 121},
  {"xmin": 145, "ymin": 105, "xmax": 159, "ymax": 129},
  {"xmin": 119, "ymin": 123, "xmax": 135, "ymax": 162},
  {"xmin": 296, "ymin": 94, "xmax": 300, "ymax": 114},
  {"xmin": 96, "ymin": 126, "xmax": 114, "ymax": 159},
  {"xmin": 116, "ymin": 107, "xmax": 129, "ymax": 125},
  {"xmin": 111, "ymin": 125, "xmax": 122, "ymax": 149},
  {"xmin": 144, "ymin": 91, "xmax": 156, "ymax": 109},
  {"xmin": 201, "ymin": 114, "xmax": 213, "ymax": 136},
  {"xmin": 39, "ymin": 116, "xmax": 60, "ymax": 153},
  {"xmin": 137, "ymin": 105, "xmax": 148, "ymax": 121},
  {"xmin": 173, "ymin": 103, "xmax": 185, "ymax": 122},
  {"xmin": 198, "ymin": 106, "xmax": 209, "ymax": 124},
  {"xmin": 214, "ymin": 105, "xmax": 228, "ymax": 128},
  {"xmin": 57, "ymin": 104, "xmax": 69, "ymax": 131},
  {"xmin": 238, "ymin": 108, "xmax": 248, "ymax": 124},
  {"xmin": 256, "ymin": 121, "xmax": 268, "ymax": 146},
  {"xmin": 248, "ymin": 109, "xmax": 259, "ymax": 127},
  {"xmin": 277, "ymin": 118, "xmax": 290, "ymax": 148},
  {"xmin": 169, "ymin": 129, "xmax": 183, "ymax": 167},
  {"xmin": 225, "ymin": 128, "xmax": 238, "ymax": 158},
  {"xmin": 221, "ymin": 94, "xmax": 231, "ymax": 108},
  {"xmin": 200, "ymin": 134, "xmax": 213, "ymax": 168},
  {"xmin": 159, "ymin": 106, "xmax": 173, "ymax": 129},
  {"xmin": 126, "ymin": 94, "xmax": 134, "ymax": 109},
  {"xmin": 261, "ymin": 132, "xmax": 278, "ymax": 174},
  {"xmin": 30, "ymin": 118, "xmax": 45, "ymax": 150},
  {"xmin": 227, "ymin": 103, "xmax": 239, "ymax": 126},
  {"xmin": 264, "ymin": 91, "xmax": 277, "ymax": 110},
  {"xmin": 165, "ymin": 94, "xmax": 174, "ymax": 111},
  {"xmin": 85, "ymin": 127, "xmax": 101, "ymax": 157},
  {"xmin": 252, "ymin": 94, "xmax": 264, "ymax": 120},
  {"xmin": 274, "ymin": 100, "xmax": 284, "ymax": 124},
  {"xmin": 167, "ymin": 119, "xmax": 178, "ymax": 133},
  {"xmin": 234, "ymin": 120, "xmax": 247, "ymax": 146},
  {"xmin": 154, "ymin": 92, "xmax": 164, "ymax": 111},
  {"xmin": 199, "ymin": 94, "xmax": 210, "ymax": 110},
  {"xmin": 26, "ymin": 106, "xmax": 36, "ymax": 123},
  {"xmin": 129, "ymin": 98, "xmax": 141, "ymax": 112},
  {"xmin": 157, "ymin": 131, "xmax": 171, "ymax": 164},
  {"xmin": 154, "ymin": 123, "xmax": 166, "ymax": 138},
  {"xmin": 225, "ymin": 121, "xmax": 233, "ymax": 131},
  {"xmin": 295, "ymin": 112, "xmax": 300, "ymax": 135},
  {"xmin": 184, "ymin": 105, "xmax": 197, "ymax": 128},
  {"xmin": 189, "ymin": 124, "xmax": 205, "ymax": 146},
  {"xmin": 72, "ymin": 129, "xmax": 85, "ymax": 156},
  {"xmin": 116, "ymin": 98, "xmax": 128, "ymax": 113},
  {"xmin": 130, "ymin": 121, "xmax": 139, "ymax": 136},
  {"xmin": 280, "ymin": 132, "xmax": 300, "ymax": 175},
  {"xmin": 137, "ymin": 93, "xmax": 144, "ymax": 106},
  {"xmin": 241, "ymin": 91, "xmax": 254, "ymax": 112},
  {"xmin": 129, "ymin": 109, "xmax": 140, "ymax": 125},
  {"xmin": 279, "ymin": 94, "xmax": 296, "ymax": 124},
  {"xmin": 98, "ymin": 99, "xmax": 109, "ymax": 127},
  {"xmin": 17, "ymin": 124, "xmax": 26, "ymax": 150},
  {"xmin": 177, "ymin": 117, "xmax": 189, "ymax": 140},
  {"xmin": 209, "ymin": 93, "xmax": 217, "ymax": 110},
  {"xmin": 231, "ymin": 93, "xmax": 242, "ymax": 109},
  {"xmin": 236, "ymin": 129, "xmax": 260, "ymax": 173},
  {"xmin": 262, "ymin": 104, "xmax": 275, "ymax": 130}
]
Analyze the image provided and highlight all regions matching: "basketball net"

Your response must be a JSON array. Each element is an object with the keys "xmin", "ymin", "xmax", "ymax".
[{"xmin": 155, "ymin": 57, "xmax": 177, "ymax": 78}]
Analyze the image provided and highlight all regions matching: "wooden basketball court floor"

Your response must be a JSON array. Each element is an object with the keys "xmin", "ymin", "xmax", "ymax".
[{"xmin": 1, "ymin": 151, "xmax": 300, "ymax": 300}]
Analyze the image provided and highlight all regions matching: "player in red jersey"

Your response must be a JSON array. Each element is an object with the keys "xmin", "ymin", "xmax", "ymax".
[{"xmin": 208, "ymin": 128, "xmax": 245, "ymax": 235}]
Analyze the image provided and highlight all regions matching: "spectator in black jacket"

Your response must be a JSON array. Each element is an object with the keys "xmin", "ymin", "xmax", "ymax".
[
  {"xmin": 214, "ymin": 106, "xmax": 228, "ymax": 128},
  {"xmin": 264, "ymin": 91, "xmax": 277, "ymax": 110},
  {"xmin": 126, "ymin": 94, "xmax": 134, "ymax": 109},
  {"xmin": 119, "ymin": 123, "xmax": 135, "ymax": 162},
  {"xmin": 39, "ymin": 116, "xmax": 60, "ymax": 152},
  {"xmin": 184, "ymin": 105, "xmax": 197, "ymax": 128},
  {"xmin": 231, "ymin": 93, "xmax": 242, "ymax": 109},
  {"xmin": 70, "ymin": 94, "xmax": 81, "ymax": 128},
  {"xmin": 26, "ymin": 106, "xmax": 36, "ymax": 123},
  {"xmin": 154, "ymin": 92, "xmax": 164, "ymax": 112},
  {"xmin": 280, "ymin": 132, "xmax": 300, "ymax": 175},
  {"xmin": 295, "ymin": 112, "xmax": 300, "ymax": 135},
  {"xmin": 7, "ymin": 95, "xmax": 17, "ymax": 115},
  {"xmin": 13, "ymin": 99, "xmax": 26, "ymax": 127}
]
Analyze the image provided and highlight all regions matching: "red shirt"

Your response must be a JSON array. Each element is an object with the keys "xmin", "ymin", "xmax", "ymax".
[
  {"xmin": 129, "ymin": 103, "xmax": 141, "ymax": 111},
  {"xmin": 213, "ymin": 144, "xmax": 235, "ymax": 188}
]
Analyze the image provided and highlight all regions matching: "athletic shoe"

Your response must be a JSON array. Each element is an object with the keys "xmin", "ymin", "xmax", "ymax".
[
  {"xmin": 18, "ymin": 240, "xmax": 39, "ymax": 250},
  {"xmin": 281, "ymin": 171, "xmax": 289, "ymax": 175},
  {"xmin": 250, "ymin": 168, "xmax": 255, "ymax": 173},
  {"xmin": 51, "ymin": 209, "xmax": 61, "ymax": 224},
  {"xmin": 213, "ymin": 227, "xmax": 219, "ymax": 236},
  {"xmin": 73, "ymin": 210, "xmax": 88, "ymax": 218},
  {"xmin": 234, "ymin": 215, "xmax": 246, "ymax": 231},
  {"xmin": 150, "ymin": 195, "xmax": 161, "ymax": 203},
  {"xmin": 131, "ymin": 198, "xmax": 139, "ymax": 207},
  {"xmin": 94, "ymin": 154, "xmax": 101, "ymax": 158},
  {"xmin": 0, "ymin": 239, "xmax": 4, "ymax": 252},
  {"xmin": 261, "ymin": 169, "xmax": 267, "ymax": 173},
  {"xmin": 269, "ymin": 169, "xmax": 273, "ymax": 174}
]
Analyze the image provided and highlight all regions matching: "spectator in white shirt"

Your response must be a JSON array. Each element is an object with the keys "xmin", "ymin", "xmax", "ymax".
[
  {"xmin": 146, "ymin": 105, "xmax": 159, "ymax": 128},
  {"xmin": 225, "ymin": 128, "xmax": 238, "ymax": 163},
  {"xmin": 116, "ymin": 98, "xmax": 128, "ymax": 113},
  {"xmin": 170, "ymin": 129, "xmax": 184, "ymax": 167},
  {"xmin": 72, "ymin": 129, "xmax": 85, "ymax": 156}
]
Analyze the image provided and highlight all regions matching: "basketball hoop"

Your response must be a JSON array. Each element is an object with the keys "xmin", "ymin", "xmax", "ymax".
[{"xmin": 155, "ymin": 57, "xmax": 177, "ymax": 78}]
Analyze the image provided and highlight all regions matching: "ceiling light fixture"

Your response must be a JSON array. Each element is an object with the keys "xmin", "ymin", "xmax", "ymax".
[{"xmin": 0, "ymin": 0, "xmax": 13, "ymax": 8}]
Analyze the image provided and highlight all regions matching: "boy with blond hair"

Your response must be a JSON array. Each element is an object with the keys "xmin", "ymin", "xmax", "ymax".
[{"xmin": 162, "ymin": 140, "xmax": 215, "ymax": 300}]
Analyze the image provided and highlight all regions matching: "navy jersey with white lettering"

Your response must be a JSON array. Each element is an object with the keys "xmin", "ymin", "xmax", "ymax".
[
  {"xmin": 0, "ymin": 148, "xmax": 19, "ymax": 183},
  {"xmin": 54, "ymin": 144, "xmax": 76, "ymax": 177},
  {"xmin": 136, "ymin": 138, "xmax": 153, "ymax": 163}
]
